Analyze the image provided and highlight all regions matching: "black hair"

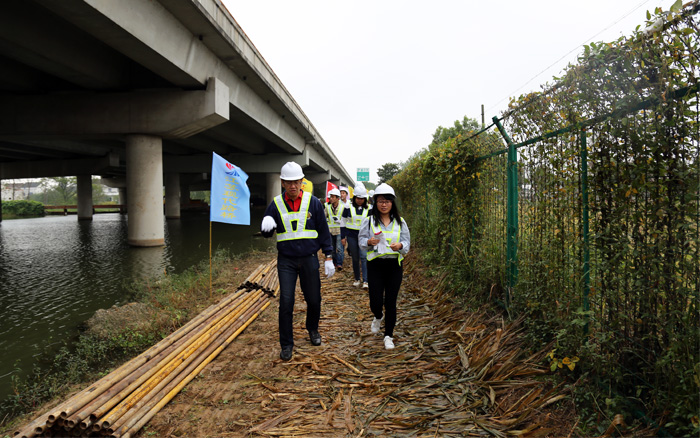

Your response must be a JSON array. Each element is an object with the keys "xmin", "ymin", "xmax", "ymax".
[
  {"xmin": 370, "ymin": 194, "xmax": 401, "ymax": 226},
  {"xmin": 352, "ymin": 196, "xmax": 367, "ymax": 208}
]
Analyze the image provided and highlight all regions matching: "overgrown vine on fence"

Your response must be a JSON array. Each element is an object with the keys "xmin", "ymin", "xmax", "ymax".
[{"xmin": 393, "ymin": 2, "xmax": 699, "ymax": 435}]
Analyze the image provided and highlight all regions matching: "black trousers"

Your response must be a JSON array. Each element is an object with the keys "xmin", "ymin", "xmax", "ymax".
[
  {"xmin": 277, "ymin": 253, "xmax": 321, "ymax": 349},
  {"xmin": 367, "ymin": 257, "xmax": 403, "ymax": 337}
]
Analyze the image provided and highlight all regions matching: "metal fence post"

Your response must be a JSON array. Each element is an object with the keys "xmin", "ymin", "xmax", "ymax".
[
  {"xmin": 580, "ymin": 128, "xmax": 591, "ymax": 334},
  {"xmin": 493, "ymin": 117, "xmax": 518, "ymax": 306},
  {"xmin": 449, "ymin": 196, "xmax": 454, "ymax": 256}
]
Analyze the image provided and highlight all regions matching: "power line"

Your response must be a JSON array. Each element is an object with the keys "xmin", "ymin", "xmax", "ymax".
[{"xmin": 485, "ymin": 0, "xmax": 658, "ymax": 114}]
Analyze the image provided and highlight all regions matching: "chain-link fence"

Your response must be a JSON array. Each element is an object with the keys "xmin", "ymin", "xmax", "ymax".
[{"xmin": 393, "ymin": 2, "xmax": 699, "ymax": 433}]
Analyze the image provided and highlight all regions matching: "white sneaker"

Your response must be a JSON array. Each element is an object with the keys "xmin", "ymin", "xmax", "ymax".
[
  {"xmin": 362, "ymin": 282, "xmax": 368, "ymax": 289},
  {"xmin": 371, "ymin": 316, "xmax": 383, "ymax": 334},
  {"xmin": 352, "ymin": 280, "xmax": 361, "ymax": 287},
  {"xmin": 384, "ymin": 336, "xmax": 395, "ymax": 350}
]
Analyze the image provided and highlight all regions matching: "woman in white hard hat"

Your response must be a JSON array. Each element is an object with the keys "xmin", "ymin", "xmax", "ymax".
[
  {"xmin": 367, "ymin": 189, "xmax": 375, "ymax": 209},
  {"xmin": 341, "ymin": 184, "xmax": 370, "ymax": 288},
  {"xmin": 359, "ymin": 183, "xmax": 410, "ymax": 350},
  {"xmin": 260, "ymin": 162, "xmax": 334, "ymax": 361},
  {"xmin": 324, "ymin": 187, "xmax": 345, "ymax": 271}
]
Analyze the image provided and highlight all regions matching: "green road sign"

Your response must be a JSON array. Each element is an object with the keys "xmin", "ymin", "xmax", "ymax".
[{"xmin": 357, "ymin": 167, "xmax": 369, "ymax": 182}]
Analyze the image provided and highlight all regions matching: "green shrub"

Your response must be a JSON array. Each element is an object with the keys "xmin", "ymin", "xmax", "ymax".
[{"xmin": 2, "ymin": 200, "xmax": 45, "ymax": 217}]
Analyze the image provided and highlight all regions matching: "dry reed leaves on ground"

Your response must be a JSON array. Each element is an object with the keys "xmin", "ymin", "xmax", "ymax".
[{"xmin": 142, "ymin": 253, "xmax": 568, "ymax": 438}]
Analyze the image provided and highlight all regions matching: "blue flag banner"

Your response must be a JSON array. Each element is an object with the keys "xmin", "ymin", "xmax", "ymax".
[{"xmin": 210, "ymin": 152, "xmax": 250, "ymax": 225}]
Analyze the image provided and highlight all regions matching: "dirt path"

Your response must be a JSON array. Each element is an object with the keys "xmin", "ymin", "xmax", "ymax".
[{"xmin": 138, "ymin": 253, "xmax": 571, "ymax": 438}]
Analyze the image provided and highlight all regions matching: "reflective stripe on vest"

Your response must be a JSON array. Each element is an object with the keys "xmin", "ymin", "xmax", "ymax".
[
  {"xmin": 367, "ymin": 218, "xmax": 404, "ymax": 265},
  {"xmin": 345, "ymin": 206, "xmax": 368, "ymax": 230},
  {"xmin": 326, "ymin": 202, "xmax": 344, "ymax": 228},
  {"xmin": 273, "ymin": 191, "xmax": 319, "ymax": 241}
]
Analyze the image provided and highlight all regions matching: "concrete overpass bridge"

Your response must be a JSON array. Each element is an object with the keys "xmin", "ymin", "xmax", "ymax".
[{"xmin": 0, "ymin": 0, "xmax": 354, "ymax": 245}]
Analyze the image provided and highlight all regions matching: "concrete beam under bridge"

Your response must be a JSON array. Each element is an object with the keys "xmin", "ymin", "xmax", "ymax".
[
  {"xmin": 163, "ymin": 146, "xmax": 347, "ymax": 183},
  {"xmin": 0, "ymin": 77, "xmax": 229, "ymax": 139},
  {"xmin": 36, "ymin": 0, "xmax": 311, "ymax": 157},
  {"xmin": 0, "ymin": 152, "xmax": 120, "ymax": 179}
]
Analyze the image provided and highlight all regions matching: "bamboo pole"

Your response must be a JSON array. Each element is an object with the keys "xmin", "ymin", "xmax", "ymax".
[
  {"xmin": 68, "ymin": 290, "xmax": 252, "ymax": 428},
  {"xmin": 98, "ymin": 290, "xmax": 265, "ymax": 429},
  {"xmin": 14, "ymin": 414, "xmax": 48, "ymax": 438},
  {"xmin": 121, "ymin": 300, "xmax": 272, "ymax": 438},
  {"xmin": 50, "ymin": 289, "xmax": 252, "ymax": 433},
  {"xmin": 110, "ymin": 296, "xmax": 270, "ymax": 435},
  {"xmin": 46, "ymin": 288, "xmax": 247, "ymax": 425}
]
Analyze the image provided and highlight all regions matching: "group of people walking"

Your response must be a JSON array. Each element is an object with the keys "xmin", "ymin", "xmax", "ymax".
[
  {"xmin": 327, "ymin": 184, "xmax": 370, "ymax": 289},
  {"xmin": 261, "ymin": 162, "xmax": 410, "ymax": 361}
]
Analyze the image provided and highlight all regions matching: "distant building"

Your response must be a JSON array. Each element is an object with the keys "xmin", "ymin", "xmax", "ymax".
[
  {"xmin": 102, "ymin": 186, "xmax": 120, "ymax": 203},
  {"xmin": 1, "ymin": 180, "xmax": 42, "ymax": 201}
]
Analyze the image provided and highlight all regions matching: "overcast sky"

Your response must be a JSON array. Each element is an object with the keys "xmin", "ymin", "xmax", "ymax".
[{"xmin": 221, "ymin": 0, "xmax": 675, "ymax": 184}]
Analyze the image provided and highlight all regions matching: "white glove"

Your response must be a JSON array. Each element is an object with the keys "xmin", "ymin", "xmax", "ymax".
[
  {"xmin": 261, "ymin": 215, "xmax": 276, "ymax": 233},
  {"xmin": 324, "ymin": 259, "xmax": 335, "ymax": 278}
]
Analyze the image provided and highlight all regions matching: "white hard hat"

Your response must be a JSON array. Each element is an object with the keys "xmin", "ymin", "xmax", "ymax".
[
  {"xmin": 368, "ymin": 190, "xmax": 375, "ymax": 198},
  {"xmin": 328, "ymin": 188, "xmax": 340, "ymax": 197},
  {"xmin": 339, "ymin": 186, "xmax": 349, "ymax": 193},
  {"xmin": 280, "ymin": 162, "xmax": 304, "ymax": 181},
  {"xmin": 373, "ymin": 183, "xmax": 395, "ymax": 197},
  {"xmin": 353, "ymin": 185, "xmax": 368, "ymax": 198}
]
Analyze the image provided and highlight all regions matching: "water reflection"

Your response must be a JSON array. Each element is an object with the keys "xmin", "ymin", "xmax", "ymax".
[
  {"xmin": 0, "ymin": 208, "xmax": 271, "ymax": 403},
  {"xmin": 129, "ymin": 245, "xmax": 167, "ymax": 280}
]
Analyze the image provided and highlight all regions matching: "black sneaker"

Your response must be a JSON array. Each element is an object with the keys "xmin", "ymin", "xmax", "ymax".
[
  {"xmin": 309, "ymin": 330, "xmax": 322, "ymax": 346},
  {"xmin": 280, "ymin": 347, "xmax": 293, "ymax": 361}
]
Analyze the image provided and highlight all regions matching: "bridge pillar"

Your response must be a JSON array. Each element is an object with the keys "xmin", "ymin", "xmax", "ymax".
[
  {"xmin": 118, "ymin": 188, "xmax": 127, "ymax": 214},
  {"xmin": 165, "ymin": 173, "xmax": 180, "ymax": 219},
  {"xmin": 266, "ymin": 172, "xmax": 281, "ymax": 205},
  {"xmin": 180, "ymin": 180, "xmax": 190, "ymax": 204},
  {"xmin": 126, "ymin": 135, "xmax": 164, "ymax": 247},
  {"xmin": 77, "ymin": 175, "xmax": 93, "ymax": 221}
]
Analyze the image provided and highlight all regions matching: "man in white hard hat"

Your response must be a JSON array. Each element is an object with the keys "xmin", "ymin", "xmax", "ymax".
[
  {"xmin": 260, "ymin": 162, "xmax": 334, "ymax": 361},
  {"xmin": 341, "ymin": 184, "xmax": 370, "ymax": 288},
  {"xmin": 324, "ymin": 187, "xmax": 345, "ymax": 271},
  {"xmin": 339, "ymin": 186, "xmax": 351, "ymax": 208}
]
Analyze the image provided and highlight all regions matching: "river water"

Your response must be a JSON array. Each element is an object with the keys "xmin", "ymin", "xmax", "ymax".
[{"xmin": 0, "ymin": 209, "xmax": 272, "ymax": 404}]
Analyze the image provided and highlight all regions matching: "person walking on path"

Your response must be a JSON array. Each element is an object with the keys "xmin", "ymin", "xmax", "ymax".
[
  {"xmin": 339, "ymin": 186, "xmax": 351, "ymax": 208},
  {"xmin": 324, "ymin": 187, "xmax": 345, "ymax": 271},
  {"xmin": 359, "ymin": 183, "xmax": 410, "ymax": 350},
  {"xmin": 260, "ymin": 162, "xmax": 335, "ymax": 361},
  {"xmin": 341, "ymin": 184, "xmax": 370, "ymax": 288}
]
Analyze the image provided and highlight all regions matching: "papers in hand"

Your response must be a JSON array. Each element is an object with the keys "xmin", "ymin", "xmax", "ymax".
[{"xmin": 374, "ymin": 231, "xmax": 389, "ymax": 254}]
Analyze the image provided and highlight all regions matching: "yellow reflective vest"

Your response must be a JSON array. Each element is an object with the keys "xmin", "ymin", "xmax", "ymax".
[
  {"xmin": 325, "ymin": 202, "xmax": 344, "ymax": 229},
  {"xmin": 273, "ymin": 191, "xmax": 319, "ymax": 241},
  {"xmin": 367, "ymin": 218, "xmax": 404, "ymax": 265},
  {"xmin": 345, "ymin": 206, "xmax": 368, "ymax": 230}
]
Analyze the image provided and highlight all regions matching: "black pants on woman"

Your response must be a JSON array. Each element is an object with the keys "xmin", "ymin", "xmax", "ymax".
[{"xmin": 367, "ymin": 257, "xmax": 403, "ymax": 337}]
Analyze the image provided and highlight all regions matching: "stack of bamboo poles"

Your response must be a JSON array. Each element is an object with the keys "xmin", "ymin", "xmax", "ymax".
[
  {"xmin": 240, "ymin": 260, "xmax": 279, "ymax": 296},
  {"xmin": 14, "ymin": 260, "xmax": 279, "ymax": 438}
]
